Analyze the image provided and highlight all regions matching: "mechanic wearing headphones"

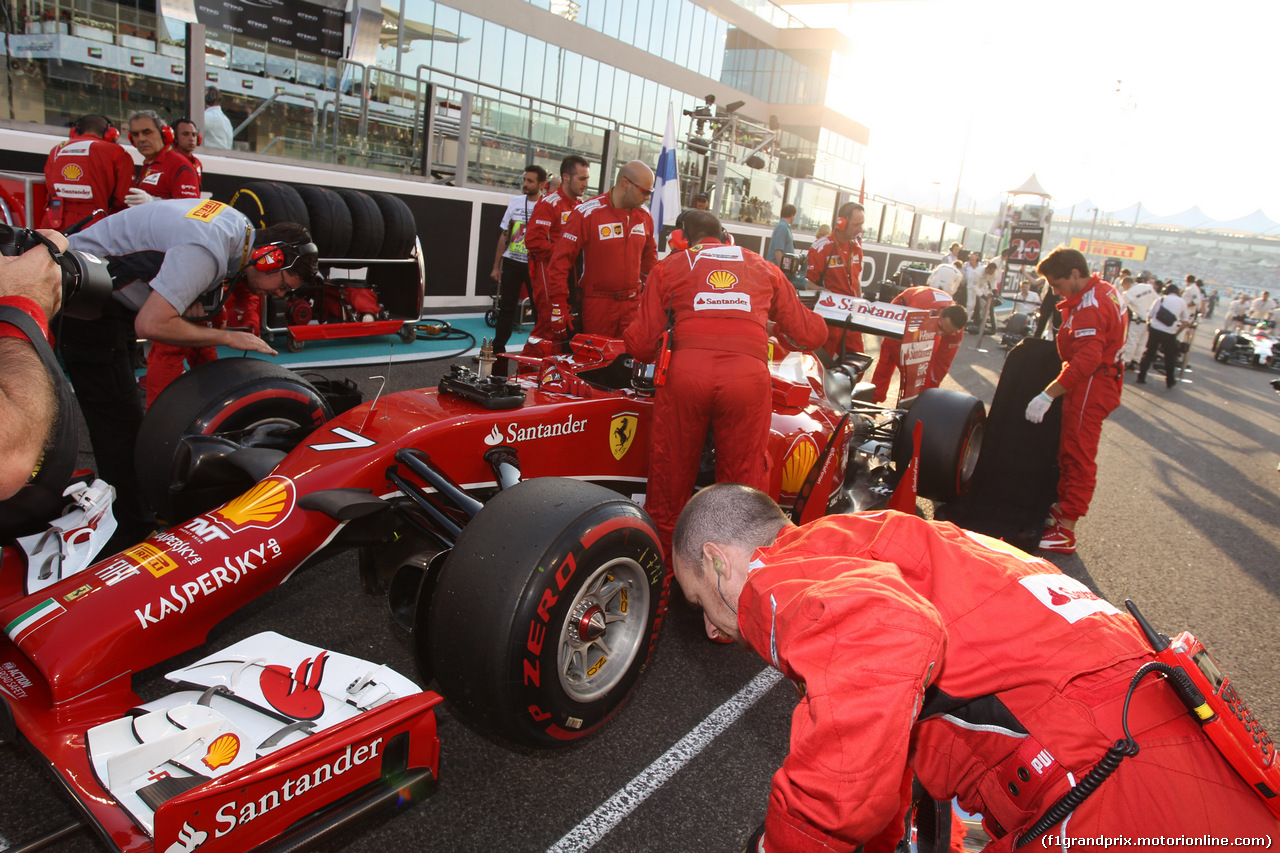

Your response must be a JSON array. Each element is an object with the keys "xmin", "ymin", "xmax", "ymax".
[
  {"xmin": 868, "ymin": 285, "xmax": 969, "ymax": 404},
  {"xmin": 672, "ymin": 483, "xmax": 1278, "ymax": 853},
  {"xmin": 40, "ymin": 114, "xmax": 133, "ymax": 232},
  {"xmin": 125, "ymin": 109, "xmax": 200, "ymax": 207},
  {"xmin": 806, "ymin": 201, "xmax": 866, "ymax": 360},
  {"xmin": 62, "ymin": 198, "xmax": 317, "ymax": 546},
  {"xmin": 172, "ymin": 117, "xmax": 205, "ymax": 184},
  {"xmin": 624, "ymin": 210, "xmax": 826, "ymax": 562}
]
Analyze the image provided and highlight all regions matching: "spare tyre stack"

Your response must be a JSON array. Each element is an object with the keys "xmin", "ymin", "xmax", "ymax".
[{"xmin": 229, "ymin": 181, "xmax": 425, "ymax": 350}]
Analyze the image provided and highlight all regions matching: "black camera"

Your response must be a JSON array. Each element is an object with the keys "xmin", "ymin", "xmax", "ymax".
[{"xmin": 0, "ymin": 223, "xmax": 113, "ymax": 320}]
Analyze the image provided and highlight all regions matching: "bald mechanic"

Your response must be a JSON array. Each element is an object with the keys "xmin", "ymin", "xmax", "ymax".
[
  {"xmin": 547, "ymin": 160, "xmax": 658, "ymax": 338},
  {"xmin": 523, "ymin": 154, "xmax": 592, "ymax": 353},
  {"xmin": 868, "ymin": 285, "xmax": 968, "ymax": 404},
  {"xmin": 1024, "ymin": 247, "xmax": 1126, "ymax": 555},
  {"xmin": 624, "ymin": 211, "xmax": 826, "ymax": 560},
  {"xmin": 672, "ymin": 484, "xmax": 1279, "ymax": 853},
  {"xmin": 61, "ymin": 198, "xmax": 317, "ymax": 544},
  {"xmin": 806, "ymin": 201, "xmax": 866, "ymax": 360}
]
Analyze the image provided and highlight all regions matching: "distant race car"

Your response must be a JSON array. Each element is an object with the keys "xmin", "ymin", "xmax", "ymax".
[
  {"xmin": 1, "ymin": 316, "xmax": 985, "ymax": 851},
  {"xmin": 1212, "ymin": 320, "xmax": 1280, "ymax": 370}
]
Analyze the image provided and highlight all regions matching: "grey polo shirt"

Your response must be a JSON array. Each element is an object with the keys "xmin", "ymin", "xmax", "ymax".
[{"xmin": 69, "ymin": 198, "xmax": 253, "ymax": 313}]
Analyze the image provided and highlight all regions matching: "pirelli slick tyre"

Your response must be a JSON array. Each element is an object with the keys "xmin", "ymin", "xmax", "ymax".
[
  {"xmin": 136, "ymin": 358, "xmax": 332, "ymax": 524},
  {"xmin": 424, "ymin": 478, "xmax": 665, "ymax": 750},
  {"xmin": 368, "ymin": 191, "xmax": 417, "ymax": 259},
  {"xmin": 893, "ymin": 388, "xmax": 986, "ymax": 503},
  {"xmin": 229, "ymin": 181, "xmax": 310, "ymax": 230},
  {"xmin": 294, "ymin": 185, "xmax": 352, "ymax": 258},
  {"xmin": 335, "ymin": 189, "xmax": 386, "ymax": 262},
  {"xmin": 1215, "ymin": 335, "xmax": 1238, "ymax": 362}
]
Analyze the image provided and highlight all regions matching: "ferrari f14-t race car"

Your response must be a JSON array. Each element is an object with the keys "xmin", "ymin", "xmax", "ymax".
[
  {"xmin": 0, "ymin": 310, "xmax": 984, "ymax": 851},
  {"xmin": 1212, "ymin": 320, "xmax": 1280, "ymax": 370}
]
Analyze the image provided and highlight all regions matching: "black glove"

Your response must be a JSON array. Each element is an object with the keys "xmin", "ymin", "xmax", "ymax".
[{"xmin": 741, "ymin": 822, "xmax": 765, "ymax": 853}]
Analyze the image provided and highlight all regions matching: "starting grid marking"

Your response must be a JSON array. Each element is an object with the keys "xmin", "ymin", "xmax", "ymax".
[{"xmin": 546, "ymin": 667, "xmax": 784, "ymax": 853}]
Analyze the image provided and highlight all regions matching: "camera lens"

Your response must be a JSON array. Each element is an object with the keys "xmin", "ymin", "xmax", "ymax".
[{"xmin": 59, "ymin": 249, "xmax": 113, "ymax": 321}]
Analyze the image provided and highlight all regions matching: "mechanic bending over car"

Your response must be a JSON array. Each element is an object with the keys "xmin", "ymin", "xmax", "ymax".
[
  {"xmin": 624, "ymin": 210, "xmax": 827, "ymax": 561},
  {"xmin": 61, "ymin": 198, "xmax": 319, "ymax": 547},
  {"xmin": 672, "ymin": 484, "xmax": 1279, "ymax": 853},
  {"xmin": 1023, "ymin": 247, "xmax": 1127, "ymax": 555},
  {"xmin": 0, "ymin": 229, "xmax": 67, "ymax": 499}
]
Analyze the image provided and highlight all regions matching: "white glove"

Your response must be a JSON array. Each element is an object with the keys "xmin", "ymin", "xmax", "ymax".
[
  {"xmin": 1025, "ymin": 391, "xmax": 1053, "ymax": 424},
  {"xmin": 125, "ymin": 188, "xmax": 155, "ymax": 207}
]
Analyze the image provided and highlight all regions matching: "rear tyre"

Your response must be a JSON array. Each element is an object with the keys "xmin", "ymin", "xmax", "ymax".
[
  {"xmin": 893, "ymin": 388, "xmax": 986, "ymax": 502},
  {"xmin": 136, "ymin": 359, "xmax": 331, "ymax": 523},
  {"xmin": 294, "ymin": 185, "xmax": 352, "ymax": 258},
  {"xmin": 424, "ymin": 478, "xmax": 665, "ymax": 749},
  {"xmin": 335, "ymin": 189, "xmax": 386, "ymax": 261},
  {"xmin": 369, "ymin": 191, "xmax": 417, "ymax": 259},
  {"xmin": 229, "ymin": 181, "xmax": 310, "ymax": 230},
  {"xmin": 1215, "ymin": 335, "xmax": 1237, "ymax": 362}
]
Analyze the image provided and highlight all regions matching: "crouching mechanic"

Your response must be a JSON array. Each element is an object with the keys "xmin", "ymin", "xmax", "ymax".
[
  {"xmin": 672, "ymin": 484, "xmax": 1279, "ymax": 853},
  {"xmin": 624, "ymin": 211, "xmax": 826, "ymax": 559},
  {"xmin": 62, "ymin": 198, "xmax": 317, "ymax": 544},
  {"xmin": 868, "ymin": 285, "xmax": 968, "ymax": 404}
]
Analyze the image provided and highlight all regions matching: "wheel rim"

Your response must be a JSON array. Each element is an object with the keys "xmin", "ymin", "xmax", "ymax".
[
  {"xmin": 556, "ymin": 556, "xmax": 650, "ymax": 703},
  {"xmin": 957, "ymin": 421, "xmax": 984, "ymax": 489}
]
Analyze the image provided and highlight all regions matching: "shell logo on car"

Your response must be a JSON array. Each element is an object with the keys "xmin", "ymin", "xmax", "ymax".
[
  {"xmin": 202, "ymin": 733, "xmax": 241, "ymax": 771},
  {"xmin": 60, "ymin": 164, "xmax": 83, "ymax": 181},
  {"xmin": 212, "ymin": 476, "xmax": 296, "ymax": 532},
  {"xmin": 707, "ymin": 270, "xmax": 738, "ymax": 290},
  {"xmin": 780, "ymin": 435, "xmax": 819, "ymax": 496}
]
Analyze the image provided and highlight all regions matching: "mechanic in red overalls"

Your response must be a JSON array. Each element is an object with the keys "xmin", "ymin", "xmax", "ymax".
[
  {"xmin": 1024, "ymin": 247, "xmax": 1127, "ymax": 554},
  {"xmin": 548, "ymin": 160, "xmax": 658, "ymax": 338},
  {"xmin": 121, "ymin": 110, "xmax": 215, "ymax": 406},
  {"xmin": 522, "ymin": 154, "xmax": 591, "ymax": 355},
  {"xmin": 172, "ymin": 117, "xmax": 204, "ymax": 184},
  {"xmin": 806, "ymin": 201, "xmax": 866, "ymax": 359},
  {"xmin": 869, "ymin": 285, "xmax": 969, "ymax": 404},
  {"xmin": 40, "ymin": 115, "xmax": 133, "ymax": 232},
  {"xmin": 672, "ymin": 484, "xmax": 1279, "ymax": 853},
  {"xmin": 625, "ymin": 211, "xmax": 827, "ymax": 561},
  {"xmin": 126, "ymin": 110, "xmax": 201, "ymax": 205}
]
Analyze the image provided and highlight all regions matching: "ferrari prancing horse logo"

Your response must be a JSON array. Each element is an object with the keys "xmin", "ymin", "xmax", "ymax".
[{"xmin": 610, "ymin": 412, "xmax": 637, "ymax": 461}]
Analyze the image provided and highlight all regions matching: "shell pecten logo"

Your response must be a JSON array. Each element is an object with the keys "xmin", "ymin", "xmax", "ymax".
[
  {"xmin": 202, "ymin": 733, "xmax": 241, "ymax": 771},
  {"xmin": 780, "ymin": 435, "xmax": 819, "ymax": 496},
  {"xmin": 707, "ymin": 270, "xmax": 738, "ymax": 290},
  {"xmin": 60, "ymin": 164, "xmax": 84, "ymax": 180},
  {"xmin": 213, "ymin": 476, "xmax": 296, "ymax": 531}
]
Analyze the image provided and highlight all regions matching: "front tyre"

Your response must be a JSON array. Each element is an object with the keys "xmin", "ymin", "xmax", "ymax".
[
  {"xmin": 893, "ymin": 388, "xmax": 986, "ymax": 502},
  {"xmin": 424, "ymin": 478, "xmax": 665, "ymax": 749}
]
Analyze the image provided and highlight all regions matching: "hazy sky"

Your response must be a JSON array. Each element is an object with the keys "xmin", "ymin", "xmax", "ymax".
[{"xmin": 801, "ymin": 0, "xmax": 1277, "ymax": 220}]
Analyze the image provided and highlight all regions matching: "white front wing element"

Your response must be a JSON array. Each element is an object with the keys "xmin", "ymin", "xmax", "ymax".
[
  {"xmin": 85, "ymin": 632, "xmax": 421, "ymax": 837},
  {"xmin": 17, "ymin": 478, "xmax": 117, "ymax": 594}
]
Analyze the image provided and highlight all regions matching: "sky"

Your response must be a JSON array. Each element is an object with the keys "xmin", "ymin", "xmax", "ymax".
[{"xmin": 797, "ymin": 0, "xmax": 1280, "ymax": 221}]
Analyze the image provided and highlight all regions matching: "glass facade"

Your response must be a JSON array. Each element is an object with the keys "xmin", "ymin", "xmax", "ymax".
[{"xmin": 721, "ymin": 29, "xmax": 825, "ymax": 106}]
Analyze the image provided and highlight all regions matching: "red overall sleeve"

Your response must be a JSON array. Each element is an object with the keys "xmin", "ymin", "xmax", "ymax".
[
  {"xmin": 524, "ymin": 197, "xmax": 555, "ymax": 262},
  {"xmin": 546, "ymin": 208, "xmax": 585, "ymax": 308},
  {"xmin": 107, "ymin": 146, "xmax": 134, "ymax": 213},
  {"xmin": 623, "ymin": 262, "xmax": 671, "ymax": 361},
  {"xmin": 926, "ymin": 332, "xmax": 963, "ymax": 388},
  {"xmin": 805, "ymin": 243, "xmax": 825, "ymax": 286},
  {"xmin": 1054, "ymin": 303, "xmax": 1105, "ymax": 391},
  {"xmin": 739, "ymin": 559, "xmax": 947, "ymax": 853},
  {"xmin": 640, "ymin": 222, "xmax": 658, "ymax": 282},
  {"xmin": 171, "ymin": 160, "xmax": 201, "ymax": 199}
]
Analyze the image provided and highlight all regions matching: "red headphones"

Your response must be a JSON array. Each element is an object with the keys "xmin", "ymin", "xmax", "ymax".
[
  {"xmin": 835, "ymin": 216, "xmax": 848, "ymax": 232},
  {"xmin": 250, "ymin": 240, "xmax": 318, "ymax": 273},
  {"xmin": 71, "ymin": 116, "xmax": 119, "ymax": 144},
  {"xmin": 174, "ymin": 118, "xmax": 203, "ymax": 147},
  {"xmin": 668, "ymin": 229, "xmax": 734, "ymax": 253},
  {"xmin": 128, "ymin": 119, "xmax": 174, "ymax": 148}
]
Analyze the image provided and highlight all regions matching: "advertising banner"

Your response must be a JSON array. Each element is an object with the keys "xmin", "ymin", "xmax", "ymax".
[{"xmin": 1069, "ymin": 238, "xmax": 1149, "ymax": 261}]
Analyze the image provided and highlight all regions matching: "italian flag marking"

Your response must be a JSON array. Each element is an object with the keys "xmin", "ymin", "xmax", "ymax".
[{"xmin": 6, "ymin": 598, "xmax": 66, "ymax": 643}]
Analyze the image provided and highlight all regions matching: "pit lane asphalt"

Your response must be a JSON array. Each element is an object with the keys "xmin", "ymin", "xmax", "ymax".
[{"xmin": 3, "ymin": 325, "xmax": 1278, "ymax": 852}]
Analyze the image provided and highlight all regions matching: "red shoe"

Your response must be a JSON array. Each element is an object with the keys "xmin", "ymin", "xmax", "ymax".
[
  {"xmin": 1043, "ymin": 503, "xmax": 1064, "ymax": 528},
  {"xmin": 1039, "ymin": 522, "xmax": 1076, "ymax": 554}
]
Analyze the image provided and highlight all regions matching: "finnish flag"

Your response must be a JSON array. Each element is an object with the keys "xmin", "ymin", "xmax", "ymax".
[{"xmin": 650, "ymin": 104, "xmax": 681, "ymax": 230}]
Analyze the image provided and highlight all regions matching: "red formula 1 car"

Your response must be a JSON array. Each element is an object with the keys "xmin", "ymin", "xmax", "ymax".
[{"xmin": 0, "ymin": 329, "xmax": 985, "ymax": 851}]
